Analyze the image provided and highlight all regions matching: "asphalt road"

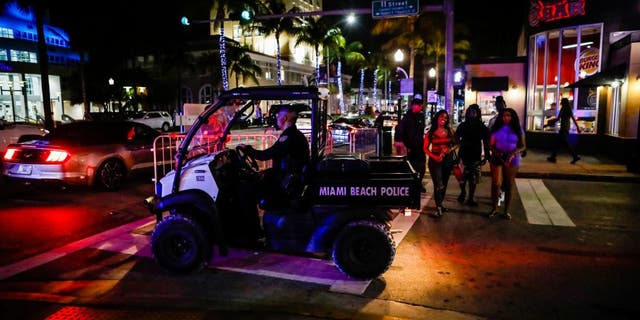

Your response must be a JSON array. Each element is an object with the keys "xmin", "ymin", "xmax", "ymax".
[{"xmin": 1, "ymin": 175, "xmax": 639, "ymax": 319}]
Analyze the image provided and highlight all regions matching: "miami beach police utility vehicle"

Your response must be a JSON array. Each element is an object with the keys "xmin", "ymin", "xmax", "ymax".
[{"xmin": 145, "ymin": 86, "xmax": 421, "ymax": 280}]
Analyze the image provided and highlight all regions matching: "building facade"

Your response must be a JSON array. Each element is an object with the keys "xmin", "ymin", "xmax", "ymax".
[
  {"xmin": 0, "ymin": 3, "xmax": 81, "ymax": 124},
  {"xmin": 465, "ymin": 0, "xmax": 639, "ymax": 166}
]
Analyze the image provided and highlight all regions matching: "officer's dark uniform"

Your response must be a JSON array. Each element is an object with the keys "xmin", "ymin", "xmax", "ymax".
[
  {"xmin": 394, "ymin": 107, "xmax": 426, "ymax": 183},
  {"xmin": 246, "ymin": 124, "xmax": 310, "ymax": 204}
]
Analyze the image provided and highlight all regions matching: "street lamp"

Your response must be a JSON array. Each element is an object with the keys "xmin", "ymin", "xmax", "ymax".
[
  {"xmin": 394, "ymin": 49, "xmax": 404, "ymax": 63},
  {"xmin": 427, "ymin": 67, "xmax": 436, "ymax": 117},
  {"xmin": 394, "ymin": 49, "xmax": 413, "ymax": 120},
  {"xmin": 108, "ymin": 78, "xmax": 115, "ymax": 113}
]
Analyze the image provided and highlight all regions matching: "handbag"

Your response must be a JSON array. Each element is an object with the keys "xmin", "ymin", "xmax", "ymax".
[
  {"xmin": 443, "ymin": 150, "xmax": 463, "ymax": 182},
  {"xmin": 442, "ymin": 150, "xmax": 460, "ymax": 169}
]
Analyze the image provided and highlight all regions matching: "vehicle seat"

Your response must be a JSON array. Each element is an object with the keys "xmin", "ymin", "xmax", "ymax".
[{"xmin": 258, "ymin": 164, "xmax": 310, "ymax": 211}]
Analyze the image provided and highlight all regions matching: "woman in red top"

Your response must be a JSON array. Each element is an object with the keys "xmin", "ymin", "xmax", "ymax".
[{"xmin": 423, "ymin": 110, "xmax": 459, "ymax": 218}]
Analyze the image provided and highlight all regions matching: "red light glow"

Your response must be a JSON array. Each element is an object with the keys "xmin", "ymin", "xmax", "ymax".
[
  {"xmin": 3, "ymin": 148, "xmax": 17, "ymax": 160},
  {"xmin": 46, "ymin": 150, "xmax": 70, "ymax": 163}
]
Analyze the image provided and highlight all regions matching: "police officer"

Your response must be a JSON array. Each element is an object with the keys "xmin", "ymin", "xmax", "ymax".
[
  {"xmin": 240, "ymin": 105, "xmax": 310, "ymax": 204},
  {"xmin": 394, "ymin": 94, "xmax": 426, "ymax": 192}
]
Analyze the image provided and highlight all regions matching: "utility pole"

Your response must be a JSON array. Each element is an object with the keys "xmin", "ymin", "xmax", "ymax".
[{"xmin": 443, "ymin": 0, "xmax": 454, "ymax": 115}]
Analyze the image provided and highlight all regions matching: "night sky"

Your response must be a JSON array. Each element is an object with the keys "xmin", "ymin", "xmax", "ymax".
[
  {"xmin": 324, "ymin": 0, "xmax": 528, "ymax": 60},
  {"xmin": 44, "ymin": 1, "xmax": 527, "ymax": 61}
]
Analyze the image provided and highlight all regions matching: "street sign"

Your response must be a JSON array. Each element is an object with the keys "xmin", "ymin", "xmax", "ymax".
[
  {"xmin": 400, "ymin": 78, "xmax": 414, "ymax": 96},
  {"xmin": 427, "ymin": 90, "xmax": 438, "ymax": 103},
  {"xmin": 372, "ymin": 0, "xmax": 420, "ymax": 19}
]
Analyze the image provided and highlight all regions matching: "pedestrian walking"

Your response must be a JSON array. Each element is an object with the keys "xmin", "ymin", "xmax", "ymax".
[
  {"xmin": 455, "ymin": 104, "xmax": 490, "ymax": 207},
  {"xmin": 487, "ymin": 108, "xmax": 526, "ymax": 220},
  {"xmin": 487, "ymin": 95, "xmax": 506, "ymax": 129},
  {"xmin": 423, "ymin": 110, "xmax": 459, "ymax": 218},
  {"xmin": 255, "ymin": 105, "xmax": 263, "ymax": 127},
  {"xmin": 394, "ymin": 94, "xmax": 427, "ymax": 192},
  {"xmin": 547, "ymin": 97, "xmax": 582, "ymax": 164}
]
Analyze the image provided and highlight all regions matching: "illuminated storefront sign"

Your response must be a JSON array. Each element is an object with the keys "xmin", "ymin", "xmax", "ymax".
[
  {"xmin": 575, "ymin": 47, "xmax": 599, "ymax": 78},
  {"xmin": 529, "ymin": 0, "xmax": 586, "ymax": 27}
]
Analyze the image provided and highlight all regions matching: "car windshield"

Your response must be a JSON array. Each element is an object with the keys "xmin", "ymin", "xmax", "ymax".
[{"xmin": 185, "ymin": 104, "xmax": 239, "ymax": 159}]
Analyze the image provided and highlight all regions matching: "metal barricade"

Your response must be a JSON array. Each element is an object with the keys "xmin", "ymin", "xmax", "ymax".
[{"xmin": 151, "ymin": 131, "xmax": 334, "ymax": 184}]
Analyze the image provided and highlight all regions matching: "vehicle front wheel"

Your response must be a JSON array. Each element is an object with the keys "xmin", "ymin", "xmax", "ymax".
[
  {"xmin": 332, "ymin": 220, "xmax": 396, "ymax": 280},
  {"xmin": 151, "ymin": 214, "xmax": 211, "ymax": 274},
  {"xmin": 161, "ymin": 122, "xmax": 171, "ymax": 132},
  {"xmin": 95, "ymin": 159, "xmax": 126, "ymax": 191}
]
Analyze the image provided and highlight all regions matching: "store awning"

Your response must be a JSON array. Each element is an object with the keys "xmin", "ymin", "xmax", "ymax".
[
  {"xmin": 471, "ymin": 76, "xmax": 509, "ymax": 91},
  {"xmin": 567, "ymin": 64, "xmax": 627, "ymax": 88}
]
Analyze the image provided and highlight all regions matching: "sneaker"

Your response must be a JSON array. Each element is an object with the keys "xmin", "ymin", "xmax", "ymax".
[
  {"xmin": 497, "ymin": 191, "xmax": 505, "ymax": 207},
  {"xmin": 487, "ymin": 210, "xmax": 499, "ymax": 219},
  {"xmin": 501, "ymin": 212, "xmax": 512, "ymax": 220},
  {"xmin": 546, "ymin": 156, "xmax": 557, "ymax": 163},
  {"xmin": 570, "ymin": 156, "xmax": 581, "ymax": 164},
  {"xmin": 429, "ymin": 208, "xmax": 443, "ymax": 219},
  {"xmin": 457, "ymin": 193, "xmax": 465, "ymax": 203},
  {"xmin": 466, "ymin": 199, "xmax": 478, "ymax": 207}
]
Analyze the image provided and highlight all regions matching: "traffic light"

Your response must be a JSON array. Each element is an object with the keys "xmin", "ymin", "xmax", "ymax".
[{"xmin": 240, "ymin": 7, "xmax": 254, "ymax": 23}]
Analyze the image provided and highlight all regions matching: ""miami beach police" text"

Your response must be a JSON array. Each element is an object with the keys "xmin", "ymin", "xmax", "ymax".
[{"xmin": 318, "ymin": 186, "xmax": 410, "ymax": 197}]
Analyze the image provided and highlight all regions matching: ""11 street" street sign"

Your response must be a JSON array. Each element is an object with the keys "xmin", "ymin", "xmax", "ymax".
[{"xmin": 372, "ymin": 0, "xmax": 420, "ymax": 19}]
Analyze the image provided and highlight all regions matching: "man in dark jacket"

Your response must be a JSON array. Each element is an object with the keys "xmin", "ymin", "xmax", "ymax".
[
  {"xmin": 241, "ymin": 105, "xmax": 310, "ymax": 202},
  {"xmin": 394, "ymin": 94, "xmax": 426, "ymax": 192}
]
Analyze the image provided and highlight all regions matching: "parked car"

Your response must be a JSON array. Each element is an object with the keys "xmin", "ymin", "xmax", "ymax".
[
  {"xmin": 2, "ymin": 120, "xmax": 162, "ymax": 190},
  {"xmin": 329, "ymin": 116, "xmax": 372, "ymax": 144},
  {"xmin": 129, "ymin": 111, "xmax": 173, "ymax": 132},
  {"xmin": 297, "ymin": 110, "xmax": 312, "ymax": 132},
  {"xmin": 379, "ymin": 111, "xmax": 398, "ymax": 127},
  {"xmin": 266, "ymin": 103, "xmax": 310, "ymax": 127}
]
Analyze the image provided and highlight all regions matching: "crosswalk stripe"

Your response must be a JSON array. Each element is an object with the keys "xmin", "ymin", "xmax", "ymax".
[{"xmin": 516, "ymin": 178, "xmax": 575, "ymax": 227}]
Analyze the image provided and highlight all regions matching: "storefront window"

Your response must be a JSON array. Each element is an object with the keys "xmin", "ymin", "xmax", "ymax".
[{"xmin": 527, "ymin": 23, "xmax": 602, "ymax": 134}]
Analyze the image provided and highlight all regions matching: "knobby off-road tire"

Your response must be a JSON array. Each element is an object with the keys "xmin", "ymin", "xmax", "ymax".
[
  {"xmin": 151, "ymin": 214, "xmax": 211, "ymax": 274},
  {"xmin": 332, "ymin": 220, "xmax": 396, "ymax": 280}
]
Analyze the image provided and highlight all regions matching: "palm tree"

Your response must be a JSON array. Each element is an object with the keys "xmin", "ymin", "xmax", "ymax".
[
  {"xmin": 212, "ymin": 1, "xmax": 246, "ymax": 91},
  {"xmin": 294, "ymin": 16, "xmax": 334, "ymax": 85},
  {"xmin": 372, "ymin": 16, "xmax": 421, "ymax": 79},
  {"xmin": 227, "ymin": 42, "xmax": 263, "ymax": 88},
  {"xmin": 368, "ymin": 52, "xmax": 393, "ymax": 110},
  {"xmin": 415, "ymin": 13, "xmax": 470, "ymax": 99},
  {"xmin": 331, "ymin": 35, "xmax": 365, "ymax": 114},
  {"xmin": 245, "ymin": 0, "xmax": 300, "ymax": 85}
]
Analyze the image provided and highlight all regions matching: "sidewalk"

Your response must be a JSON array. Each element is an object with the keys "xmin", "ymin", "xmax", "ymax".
[{"xmin": 482, "ymin": 148, "xmax": 640, "ymax": 183}]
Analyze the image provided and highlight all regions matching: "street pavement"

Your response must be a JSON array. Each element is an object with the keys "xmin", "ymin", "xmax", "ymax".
[{"xmin": 1, "ymin": 124, "xmax": 639, "ymax": 319}]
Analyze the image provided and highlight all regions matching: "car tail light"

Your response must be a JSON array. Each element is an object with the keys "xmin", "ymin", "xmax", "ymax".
[
  {"xmin": 3, "ymin": 148, "xmax": 17, "ymax": 161},
  {"xmin": 2, "ymin": 147, "xmax": 70, "ymax": 164},
  {"xmin": 45, "ymin": 150, "xmax": 70, "ymax": 163}
]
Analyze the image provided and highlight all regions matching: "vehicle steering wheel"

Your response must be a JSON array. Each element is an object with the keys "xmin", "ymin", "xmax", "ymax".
[{"xmin": 235, "ymin": 145, "xmax": 260, "ymax": 172}]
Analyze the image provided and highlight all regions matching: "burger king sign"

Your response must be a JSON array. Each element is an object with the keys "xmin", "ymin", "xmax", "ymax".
[{"xmin": 575, "ymin": 47, "xmax": 600, "ymax": 78}]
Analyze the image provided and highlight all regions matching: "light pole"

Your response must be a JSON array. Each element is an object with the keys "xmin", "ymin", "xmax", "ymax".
[
  {"xmin": 427, "ymin": 67, "xmax": 436, "ymax": 117},
  {"xmin": 108, "ymin": 78, "xmax": 115, "ymax": 113},
  {"xmin": 394, "ymin": 49, "xmax": 413, "ymax": 120}
]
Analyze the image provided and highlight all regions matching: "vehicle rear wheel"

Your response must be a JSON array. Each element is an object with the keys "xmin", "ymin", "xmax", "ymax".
[
  {"xmin": 161, "ymin": 122, "xmax": 171, "ymax": 132},
  {"xmin": 151, "ymin": 214, "xmax": 211, "ymax": 274},
  {"xmin": 332, "ymin": 220, "xmax": 396, "ymax": 280},
  {"xmin": 95, "ymin": 159, "xmax": 126, "ymax": 191}
]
